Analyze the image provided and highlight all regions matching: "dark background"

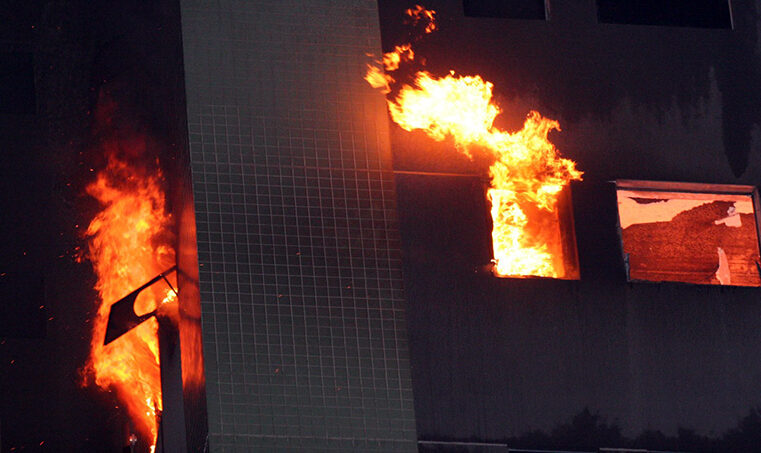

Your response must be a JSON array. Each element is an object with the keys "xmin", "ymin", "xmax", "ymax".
[
  {"xmin": 378, "ymin": 0, "xmax": 761, "ymax": 450},
  {"xmin": 0, "ymin": 1, "xmax": 186, "ymax": 451}
]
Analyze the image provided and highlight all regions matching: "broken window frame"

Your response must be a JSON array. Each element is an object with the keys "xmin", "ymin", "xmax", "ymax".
[
  {"xmin": 553, "ymin": 184, "xmax": 580, "ymax": 280},
  {"xmin": 614, "ymin": 179, "xmax": 761, "ymax": 287}
]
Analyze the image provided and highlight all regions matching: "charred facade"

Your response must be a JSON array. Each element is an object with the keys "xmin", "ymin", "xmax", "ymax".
[{"xmin": 380, "ymin": 0, "xmax": 761, "ymax": 450}]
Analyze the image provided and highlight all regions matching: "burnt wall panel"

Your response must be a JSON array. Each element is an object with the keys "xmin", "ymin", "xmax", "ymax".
[{"xmin": 179, "ymin": 0, "xmax": 417, "ymax": 450}]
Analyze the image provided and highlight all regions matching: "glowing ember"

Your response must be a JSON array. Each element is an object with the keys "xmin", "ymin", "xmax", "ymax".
[
  {"xmin": 367, "ymin": 6, "xmax": 582, "ymax": 278},
  {"xmin": 83, "ymin": 150, "xmax": 176, "ymax": 449}
]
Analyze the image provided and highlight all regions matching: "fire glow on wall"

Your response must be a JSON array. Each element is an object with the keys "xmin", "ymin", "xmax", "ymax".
[{"xmin": 366, "ymin": 5, "xmax": 582, "ymax": 279}]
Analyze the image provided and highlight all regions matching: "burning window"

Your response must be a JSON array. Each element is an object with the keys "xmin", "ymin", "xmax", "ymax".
[
  {"xmin": 615, "ymin": 180, "xmax": 761, "ymax": 287},
  {"xmin": 492, "ymin": 183, "xmax": 580, "ymax": 280},
  {"xmin": 366, "ymin": 5, "xmax": 581, "ymax": 280},
  {"xmin": 463, "ymin": 0, "xmax": 548, "ymax": 20},
  {"xmin": 597, "ymin": 0, "xmax": 732, "ymax": 29}
]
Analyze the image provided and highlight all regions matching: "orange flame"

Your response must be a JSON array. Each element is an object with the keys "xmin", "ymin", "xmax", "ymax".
[
  {"xmin": 367, "ymin": 7, "xmax": 582, "ymax": 278},
  {"xmin": 83, "ymin": 150, "xmax": 176, "ymax": 449},
  {"xmin": 365, "ymin": 5, "xmax": 435, "ymax": 93},
  {"xmin": 365, "ymin": 44, "xmax": 415, "ymax": 94},
  {"xmin": 406, "ymin": 4, "xmax": 437, "ymax": 33}
]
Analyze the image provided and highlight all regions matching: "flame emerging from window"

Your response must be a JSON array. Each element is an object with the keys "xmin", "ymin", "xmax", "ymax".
[
  {"xmin": 367, "ymin": 6, "xmax": 582, "ymax": 278},
  {"xmin": 82, "ymin": 151, "xmax": 175, "ymax": 450}
]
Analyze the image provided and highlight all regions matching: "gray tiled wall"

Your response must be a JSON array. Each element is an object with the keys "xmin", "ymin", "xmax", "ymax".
[{"xmin": 179, "ymin": 1, "xmax": 417, "ymax": 450}]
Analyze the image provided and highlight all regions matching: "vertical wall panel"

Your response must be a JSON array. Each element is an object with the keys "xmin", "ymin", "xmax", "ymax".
[{"xmin": 179, "ymin": 1, "xmax": 417, "ymax": 450}]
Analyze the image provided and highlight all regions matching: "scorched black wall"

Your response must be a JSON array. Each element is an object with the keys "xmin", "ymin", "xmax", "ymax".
[{"xmin": 378, "ymin": 0, "xmax": 761, "ymax": 449}]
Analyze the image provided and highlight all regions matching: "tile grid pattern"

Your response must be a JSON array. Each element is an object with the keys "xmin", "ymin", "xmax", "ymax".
[{"xmin": 180, "ymin": 1, "xmax": 416, "ymax": 450}]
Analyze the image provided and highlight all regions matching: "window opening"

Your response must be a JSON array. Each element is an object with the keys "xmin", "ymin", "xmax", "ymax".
[
  {"xmin": 597, "ymin": 0, "xmax": 732, "ymax": 29},
  {"xmin": 464, "ymin": 0, "xmax": 549, "ymax": 20},
  {"xmin": 615, "ymin": 180, "xmax": 761, "ymax": 286}
]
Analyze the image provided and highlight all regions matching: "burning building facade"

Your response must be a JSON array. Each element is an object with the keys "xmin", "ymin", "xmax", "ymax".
[
  {"xmin": 381, "ymin": 0, "xmax": 761, "ymax": 450},
  {"xmin": 3, "ymin": 0, "xmax": 761, "ymax": 451}
]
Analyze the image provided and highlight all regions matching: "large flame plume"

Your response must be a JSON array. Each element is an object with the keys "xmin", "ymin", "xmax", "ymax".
[
  {"xmin": 367, "ymin": 6, "xmax": 582, "ymax": 278},
  {"xmin": 82, "ymin": 134, "xmax": 176, "ymax": 449}
]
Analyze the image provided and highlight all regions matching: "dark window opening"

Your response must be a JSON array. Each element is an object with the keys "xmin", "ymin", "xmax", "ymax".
[
  {"xmin": 464, "ymin": 0, "xmax": 548, "ymax": 20},
  {"xmin": 0, "ymin": 52, "xmax": 36, "ymax": 115},
  {"xmin": 597, "ymin": 0, "xmax": 732, "ymax": 29}
]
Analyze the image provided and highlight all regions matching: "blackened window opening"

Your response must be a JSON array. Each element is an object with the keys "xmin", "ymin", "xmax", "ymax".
[
  {"xmin": 464, "ymin": 0, "xmax": 548, "ymax": 20},
  {"xmin": 597, "ymin": 0, "xmax": 732, "ymax": 29}
]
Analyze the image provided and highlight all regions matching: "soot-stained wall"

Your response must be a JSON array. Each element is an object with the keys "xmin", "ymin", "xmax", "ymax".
[
  {"xmin": 179, "ymin": 0, "xmax": 417, "ymax": 450},
  {"xmin": 378, "ymin": 0, "xmax": 761, "ymax": 449}
]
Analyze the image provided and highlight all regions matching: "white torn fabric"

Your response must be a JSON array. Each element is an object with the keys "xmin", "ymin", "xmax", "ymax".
[
  {"xmin": 714, "ymin": 204, "xmax": 743, "ymax": 228},
  {"xmin": 617, "ymin": 194, "xmax": 753, "ymax": 229},
  {"xmin": 715, "ymin": 247, "xmax": 731, "ymax": 285},
  {"xmin": 617, "ymin": 197, "xmax": 710, "ymax": 229}
]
